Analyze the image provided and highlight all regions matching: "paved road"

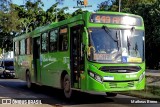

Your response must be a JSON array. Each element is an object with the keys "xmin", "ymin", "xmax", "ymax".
[{"xmin": 0, "ymin": 79, "xmax": 159, "ymax": 107}]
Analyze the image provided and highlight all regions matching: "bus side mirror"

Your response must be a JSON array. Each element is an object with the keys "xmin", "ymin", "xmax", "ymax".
[{"xmin": 88, "ymin": 46, "xmax": 95, "ymax": 60}]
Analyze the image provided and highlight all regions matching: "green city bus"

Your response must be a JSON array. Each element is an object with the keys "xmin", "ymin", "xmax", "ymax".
[{"xmin": 13, "ymin": 11, "xmax": 145, "ymax": 98}]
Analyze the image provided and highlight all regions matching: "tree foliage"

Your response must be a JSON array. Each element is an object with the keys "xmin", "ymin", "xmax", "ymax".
[{"xmin": 0, "ymin": 0, "xmax": 71, "ymax": 51}]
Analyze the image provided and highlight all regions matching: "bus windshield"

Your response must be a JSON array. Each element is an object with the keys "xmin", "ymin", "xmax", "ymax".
[{"xmin": 88, "ymin": 27, "xmax": 144, "ymax": 63}]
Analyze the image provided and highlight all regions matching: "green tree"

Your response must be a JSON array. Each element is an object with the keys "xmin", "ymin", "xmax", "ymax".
[
  {"xmin": 45, "ymin": 2, "xmax": 69, "ymax": 23},
  {"xmin": 97, "ymin": 0, "xmax": 156, "ymax": 12},
  {"xmin": 0, "ymin": 0, "xmax": 86, "ymax": 51},
  {"xmin": 13, "ymin": 0, "xmax": 45, "ymax": 33},
  {"xmin": 72, "ymin": 8, "xmax": 84, "ymax": 16},
  {"xmin": 0, "ymin": 1, "xmax": 20, "ymax": 51}
]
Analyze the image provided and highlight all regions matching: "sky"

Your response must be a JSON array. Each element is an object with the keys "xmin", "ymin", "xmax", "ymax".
[{"xmin": 12, "ymin": 0, "xmax": 106, "ymax": 13}]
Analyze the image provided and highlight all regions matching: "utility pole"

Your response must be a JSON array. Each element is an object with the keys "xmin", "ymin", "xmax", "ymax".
[
  {"xmin": 119, "ymin": 0, "xmax": 121, "ymax": 12},
  {"xmin": 2, "ymin": 48, "xmax": 4, "ymax": 67},
  {"xmin": 55, "ymin": 8, "xmax": 58, "ymax": 22}
]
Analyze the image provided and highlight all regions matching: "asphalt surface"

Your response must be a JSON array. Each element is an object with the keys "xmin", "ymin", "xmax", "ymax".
[{"xmin": 0, "ymin": 79, "xmax": 159, "ymax": 107}]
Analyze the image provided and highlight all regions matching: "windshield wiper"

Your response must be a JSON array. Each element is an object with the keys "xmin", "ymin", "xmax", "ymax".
[
  {"xmin": 127, "ymin": 36, "xmax": 131, "ymax": 55},
  {"xmin": 102, "ymin": 25, "xmax": 120, "ymax": 50},
  {"xmin": 116, "ymin": 31, "xmax": 121, "ymax": 51},
  {"xmin": 127, "ymin": 27, "xmax": 135, "ymax": 54},
  {"xmin": 102, "ymin": 25, "xmax": 118, "ymax": 42}
]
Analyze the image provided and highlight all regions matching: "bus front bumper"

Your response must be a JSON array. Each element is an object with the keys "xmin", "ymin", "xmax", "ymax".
[{"xmin": 87, "ymin": 76, "xmax": 145, "ymax": 92}]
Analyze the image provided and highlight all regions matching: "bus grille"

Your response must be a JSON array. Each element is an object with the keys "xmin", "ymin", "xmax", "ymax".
[
  {"xmin": 99, "ymin": 66, "xmax": 141, "ymax": 73},
  {"xmin": 109, "ymin": 82, "xmax": 134, "ymax": 88},
  {"xmin": 128, "ymin": 82, "xmax": 134, "ymax": 87},
  {"xmin": 109, "ymin": 83, "xmax": 117, "ymax": 88}
]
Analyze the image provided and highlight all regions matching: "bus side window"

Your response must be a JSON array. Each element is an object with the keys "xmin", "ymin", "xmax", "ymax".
[
  {"xmin": 41, "ymin": 32, "xmax": 48, "ymax": 53},
  {"xmin": 59, "ymin": 27, "xmax": 68, "ymax": 51},
  {"xmin": 20, "ymin": 39, "xmax": 25, "ymax": 55},
  {"xmin": 25, "ymin": 37, "xmax": 32, "ymax": 55},
  {"xmin": 15, "ymin": 41, "xmax": 20, "ymax": 55},
  {"xmin": 49, "ymin": 29, "xmax": 58, "ymax": 52}
]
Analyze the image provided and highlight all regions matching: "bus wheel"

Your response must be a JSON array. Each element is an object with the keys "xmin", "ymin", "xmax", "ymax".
[
  {"xmin": 63, "ymin": 74, "xmax": 72, "ymax": 98},
  {"xmin": 26, "ymin": 71, "xmax": 32, "ymax": 88},
  {"xmin": 106, "ymin": 92, "xmax": 117, "ymax": 97},
  {"xmin": 3, "ymin": 71, "xmax": 7, "ymax": 78}
]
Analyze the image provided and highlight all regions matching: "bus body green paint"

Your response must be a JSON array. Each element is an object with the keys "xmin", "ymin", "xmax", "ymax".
[{"xmin": 13, "ymin": 11, "xmax": 145, "ymax": 93}]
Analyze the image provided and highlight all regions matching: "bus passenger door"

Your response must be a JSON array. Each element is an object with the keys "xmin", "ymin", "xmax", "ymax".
[
  {"xmin": 33, "ymin": 37, "xmax": 41, "ymax": 83},
  {"xmin": 70, "ymin": 25, "xmax": 85, "ymax": 89}
]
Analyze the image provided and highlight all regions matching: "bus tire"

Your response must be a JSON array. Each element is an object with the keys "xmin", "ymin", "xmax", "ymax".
[
  {"xmin": 63, "ymin": 74, "xmax": 72, "ymax": 98},
  {"xmin": 106, "ymin": 92, "xmax": 117, "ymax": 97},
  {"xmin": 3, "ymin": 71, "xmax": 7, "ymax": 78},
  {"xmin": 26, "ymin": 71, "xmax": 32, "ymax": 88}
]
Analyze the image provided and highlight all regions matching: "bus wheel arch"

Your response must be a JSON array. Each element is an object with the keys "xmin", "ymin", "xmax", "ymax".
[
  {"xmin": 61, "ymin": 70, "xmax": 72, "ymax": 98},
  {"xmin": 61, "ymin": 70, "xmax": 68, "ymax": 88},
  {"xmin": 106, "ymin": 92, "xmax": 117, "ymax": 97},
  {"xmin": 26, "ymin": 69, "xmax": 32, "ymax": 88}
]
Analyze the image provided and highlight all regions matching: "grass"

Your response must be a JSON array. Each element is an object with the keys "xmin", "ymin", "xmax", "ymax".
[{"xmin": 148, "ymin": 86, "xmax": 160, "ymax": 95}]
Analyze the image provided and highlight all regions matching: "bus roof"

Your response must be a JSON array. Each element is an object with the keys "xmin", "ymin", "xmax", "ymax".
[{"xmin": 13, "ymin": 11, "xmax": 143, "ymax": 42}]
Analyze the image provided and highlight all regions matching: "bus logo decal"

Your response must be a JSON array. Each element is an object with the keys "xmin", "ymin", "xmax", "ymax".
[
  {"xmin": 43, "ymin": 62, "xmax": 55, "ymax": 68},
  {"xmin": 63, "ymin": 57, "xmax": 69, "ymax": 64}
]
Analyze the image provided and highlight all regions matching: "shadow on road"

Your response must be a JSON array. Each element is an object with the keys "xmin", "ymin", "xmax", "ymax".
[
  {"xmin": 0, "ymin": 79, "xmax": 114, "ymax": 106},
  {"xmin": 29, "ymin": 84, "xmax": 114, "ymax": 105}
]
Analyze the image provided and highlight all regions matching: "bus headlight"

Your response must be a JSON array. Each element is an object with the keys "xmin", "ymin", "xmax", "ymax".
[
  {"xmin": 88, "ymin": 70, "xmax": 103, "ymax": 83},
  {"xmin": 89, "ymin": 71, "xmax": 94, "ymax": 78},
  {"xmin": 139, "ymin": 72, "xmax": 145, "ymax": 82}
]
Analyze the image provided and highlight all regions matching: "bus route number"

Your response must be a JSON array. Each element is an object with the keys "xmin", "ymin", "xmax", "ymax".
[{"xmin": 91, "ymin": 14, "xmax": 140, "ymax": 26}]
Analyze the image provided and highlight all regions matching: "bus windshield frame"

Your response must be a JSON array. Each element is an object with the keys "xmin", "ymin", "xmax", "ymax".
[{"xmin": 87, "ymin": 27, "xmax": 144, "ymax": 63}]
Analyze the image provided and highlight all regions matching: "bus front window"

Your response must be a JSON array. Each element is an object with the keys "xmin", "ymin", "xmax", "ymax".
[
  {"xmin": 121, "ymin": 29, "xmax": 144, "ymax": 63},
  {"xmin": 88, "ymin": 28, "xmax": 121, "ymax": 63},
  {"xmin": 88, "ymin": 27, "xmax": 144, "ymax": 63}
]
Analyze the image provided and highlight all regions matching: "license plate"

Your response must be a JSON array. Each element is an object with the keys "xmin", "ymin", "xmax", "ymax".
[{"xmin": 103, "ymin": 76, "xmax": 114, "ymax": 80}]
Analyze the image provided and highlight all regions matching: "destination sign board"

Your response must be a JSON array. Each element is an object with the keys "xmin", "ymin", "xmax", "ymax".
[{"xmin": 90, "ymin": 14, "xmax": 142, "ymax": 26}]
